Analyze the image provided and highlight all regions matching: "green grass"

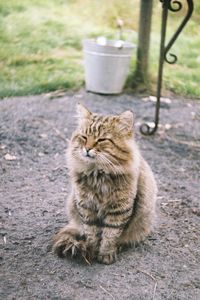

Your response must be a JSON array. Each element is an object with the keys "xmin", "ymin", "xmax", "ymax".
[{"xmin": 0, "ymin": 0, "xmax": 199, "ymax": 98}]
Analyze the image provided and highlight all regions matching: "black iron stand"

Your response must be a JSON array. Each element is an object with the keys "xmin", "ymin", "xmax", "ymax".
[{"xmin": 140, "ymin": 0, "xmax": 194, "ymax": 135}]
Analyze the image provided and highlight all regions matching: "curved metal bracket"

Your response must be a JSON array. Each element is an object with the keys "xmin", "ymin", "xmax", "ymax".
[
  {"xmin": 140, "ymin": 0, "xmax": 194, "ymax": 135},
  {"xmin": 164, "ymin": 0, "xmax": 194, "ymax": 64}
]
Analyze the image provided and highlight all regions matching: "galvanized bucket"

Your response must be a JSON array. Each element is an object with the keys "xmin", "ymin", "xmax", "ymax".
[{"xmin": 83, "ymin": 39, "xmax": 135, "ymax": 94}]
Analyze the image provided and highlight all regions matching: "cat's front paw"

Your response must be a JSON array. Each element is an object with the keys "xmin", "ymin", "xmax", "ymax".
[
  {"xmin": 97, "ymin": 251, "xmax": 117, "ymax": 264},
  {"xmin": 52, "ymin": 227, "xmax": 87, "ymax": 258}
]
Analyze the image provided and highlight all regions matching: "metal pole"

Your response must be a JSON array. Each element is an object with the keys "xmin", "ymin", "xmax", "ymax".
[{"xmin": 140, "ymin": 0, "xmax": 194, "ymax": 135}]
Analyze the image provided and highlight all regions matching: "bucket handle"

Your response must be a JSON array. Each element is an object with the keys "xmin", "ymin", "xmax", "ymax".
[{"xmin": 116, "ymin": 29, "xmax": 137, "ymax": 44}]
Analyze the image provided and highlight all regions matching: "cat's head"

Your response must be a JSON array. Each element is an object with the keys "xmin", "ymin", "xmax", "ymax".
[{"xmin": 69, "ymin": 104, "xmax": 135, "ymax": 173}]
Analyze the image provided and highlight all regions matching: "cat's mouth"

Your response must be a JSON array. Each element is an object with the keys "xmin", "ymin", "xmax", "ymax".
[
  {"xmin": 85, "ymin": 153, "xmax": 95, "ymax": 158},
  {"xmin": 82, "ymin": 154, "xmax": 96, "ymax": 162}
]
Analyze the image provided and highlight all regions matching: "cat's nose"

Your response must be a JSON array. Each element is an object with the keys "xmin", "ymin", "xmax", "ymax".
[
  {"xmin": 83, "ymin": 147, "xmax": 95, "ymax": 158},
  {"xmin": 85, "ymin": 148, "xmax": 91, "ymax": 155}
]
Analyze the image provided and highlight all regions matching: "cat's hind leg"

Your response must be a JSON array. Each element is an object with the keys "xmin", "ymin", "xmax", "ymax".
[{"xmin": 118, "ymin": 161, "xmax": 157, "ymax": 246}]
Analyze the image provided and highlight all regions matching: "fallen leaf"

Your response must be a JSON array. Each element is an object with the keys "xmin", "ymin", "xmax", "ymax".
[
  {"xmin": 161, "ymin": 97, "xmax": 172, "ymax": 104},
  {"xmin": 74, "ymin": 94, "xmax": 83, "ymax": 98},
  {"xmin": 5, "ymin": 154, "xmax": 17, "ymax": 161},
  {"xmin": 141, "ymin": 97, "xmax": 149, "ymax": 102},
  {"xmin": 149, "ymin": 96, "xmax": 157, "ymax": 102}
]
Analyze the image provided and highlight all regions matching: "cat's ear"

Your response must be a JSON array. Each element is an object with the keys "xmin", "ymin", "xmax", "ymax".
[
  {"xmin": 118, "ymin": 110, "xmax": 134, "ymax": 133},
  {"xmin": 76, "ymin": 103, "xmax": 92, "ymax": 123}
]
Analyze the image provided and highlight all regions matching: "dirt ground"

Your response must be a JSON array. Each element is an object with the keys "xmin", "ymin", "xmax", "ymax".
[{"xmin": 0, "ymin": 91, "xmax": 199, "ymax": 300}]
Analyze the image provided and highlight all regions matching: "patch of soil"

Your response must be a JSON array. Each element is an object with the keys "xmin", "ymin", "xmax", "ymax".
[{"xmin": 0, "ymin": 91, "xmax": 199, "ymax": 300}]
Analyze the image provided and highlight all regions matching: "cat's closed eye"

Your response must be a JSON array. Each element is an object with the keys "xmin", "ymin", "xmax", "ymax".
[{"xmin": 97, "ymin": 138, "xmax": 107, "ymax": 143}]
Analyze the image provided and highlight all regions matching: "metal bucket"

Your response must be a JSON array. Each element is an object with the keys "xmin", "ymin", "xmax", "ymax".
[{"xmin": 83, "ymin": 39, "xmax": 135, "ymax": 94}]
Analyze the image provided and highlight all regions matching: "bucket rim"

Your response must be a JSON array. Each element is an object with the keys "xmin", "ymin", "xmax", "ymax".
[{"xmin": 82, "ymin": 38, "xmax": 136, "ymax": 49}]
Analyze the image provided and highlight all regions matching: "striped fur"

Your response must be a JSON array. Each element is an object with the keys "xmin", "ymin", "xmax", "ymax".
[{"xmin": 53, "ymin": 104, "xmax": 157, "ymax": 264}]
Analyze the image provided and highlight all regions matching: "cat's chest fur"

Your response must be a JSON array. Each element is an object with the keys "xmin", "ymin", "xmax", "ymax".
[
  {"xmin": 76, "ymin": 170, "xmax": 119, "ymax": 196},
  {"xmin": 74, "ymin": 169, "xmax": 132, "ymax": 209}
]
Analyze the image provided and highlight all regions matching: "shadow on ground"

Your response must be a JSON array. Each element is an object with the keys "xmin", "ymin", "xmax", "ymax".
[{"xmin": 0, "ymin": 91, "xmax": 199, "ymax": 300}]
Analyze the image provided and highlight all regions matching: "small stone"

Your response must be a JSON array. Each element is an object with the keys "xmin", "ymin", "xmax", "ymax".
[
  {"xmin": 0, "ymin": 144, "xmax": 6, "ymax": 150},
  {"xmin": 165, "ymin": 124, "xmax": 172, "ymax": 130},
  {"xmin": 38, "ymin": 152, "xmax": 45, "ymax": 157},
  {"xmin": 39, "ymin": 133, "xmax": 48, "ymax": 139}
]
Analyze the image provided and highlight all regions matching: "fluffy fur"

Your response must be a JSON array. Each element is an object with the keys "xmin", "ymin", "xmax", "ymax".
[{"xmin": 52, "ymin": 104, "xmax": 157, "ymax": 264}]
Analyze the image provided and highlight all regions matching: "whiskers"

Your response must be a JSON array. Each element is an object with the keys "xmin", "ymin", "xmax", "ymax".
[
  {"xmin": 71, "ymin": 147, "xmax": 127, "ymax": 182},
  {"xmin": 97, "ymin": 153, "xmax": 122, "ymax": 175}
]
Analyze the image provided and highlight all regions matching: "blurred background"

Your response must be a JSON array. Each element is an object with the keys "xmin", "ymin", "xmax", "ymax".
[{"xmin": 0, "ymin": 0, "xmax": 199, "ymax": 98}]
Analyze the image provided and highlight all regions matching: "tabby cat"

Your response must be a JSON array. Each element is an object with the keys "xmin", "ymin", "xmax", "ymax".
[{"xmin": 52, "ymin": 104, "xmax": 157, "ymax": 264}]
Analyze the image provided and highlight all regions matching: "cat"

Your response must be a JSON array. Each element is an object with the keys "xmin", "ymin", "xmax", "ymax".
[{"xmin": 52, "ymin": 103, "xmax": 157, "ymax": 264}]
